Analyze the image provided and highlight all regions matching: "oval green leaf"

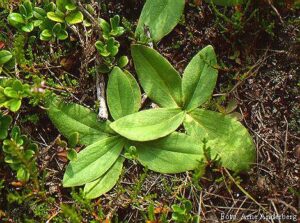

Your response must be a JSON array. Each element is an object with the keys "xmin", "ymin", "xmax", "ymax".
[
  {"xmin": 65, "ymin": 10, "xmax": 84, "ymax": 25},
  {"xmin": 110, "ymin": 108, "xmax": 185, "ymax": 141},
  {"xmin": 135, "ymin": 0, "xmax": 185, "ymax": 42},
  {"xmin": 8, "ymin": 13, "xmax": 25, "ymax": 28},
  {"xmin": 48, "ymin": 101, "xmax": 114, "ymax": 145},
  {"xmin": 84, "ymin": 157, "xmax": 124, "ymax": 199},
  {"xmin": 182, "ymin": 45, "xmax": 218, "ymax": 111},
  {"xmin": 131, "ymin": 44, "xmax": 182, "ymax": 108},
  {"xmin": 184, "ymin": 109, "xmax": 255, "ymax": 172},
  {"xmin": 47, "ymin": 12, "xmax": 64, "ymax": 23},
  {"xmin": 134, "ymin": 132, "xmax": 204, "ymax": 173},
  {"xmin": 21, "ymin": 22, "xmax": 34, "ymax": 32},
  {"xmin": 107, "ymin": 67, "xmax": 141, "ymax": 120},
  {"xmin": 63, "ymin": 136, "xmax": 125, "ymax": 187},
  {"xmin": 0, "ymin": 50, "xmax": 13, "ymax": 65}
]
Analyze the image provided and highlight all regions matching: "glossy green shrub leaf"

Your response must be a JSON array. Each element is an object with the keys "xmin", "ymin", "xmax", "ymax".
[
  {"xmin": 182, "ymin": 45, "xmax": 218, "ymax": 111},
  {"xmin": 21, "ymin": 22, "xmax": 34, "ymax": 32},
  {"xmin": 52, "ymin": 23, "xmax": 62, "ymax": 34},
  {"xmin": 136, "ymin": 0, "xmax": 185, "ymax": 42},
  {"xmin": 65, "ymin": 3, "xmax": 77, "ymax": 11},
  {"xmin": 106, "ymin": 37, "xmax": 120, "ymax": 56},
  {"xmin": 110, "ymin": 15, "xmax": 125, "ymax": 37},
  {"xmin": 56, "ymin": 0, "xmax": 72, "ymax": 12},
  {"xmin": 117, "ymin": 56, "xmax": 129, "ymax": 68},
  {"xmin": 84, "ymin": 157, "xmax": 124, "ymax": 199},
  {"xmin": 8, "ymin": 13, "xmax": 25, "ymax": 27},
  {"xmin": 107, "ymin": 67, "xmax": 141, "ymax": 120},
  {"xmin": 110, "ymin": 108, "xmax": 185, "ymax": 141},
  {"xmin": 33, "ymin": 7, "xmax": 47, "ymax": 19},
  {"xmin": 184, "ymin": 109, "xmax": 255, "ymax": 172},
  {"xmin": 4, "ymin": 87, "xmax": 19, "ymax": 98},
  {"xmin": 5, "ymin": 99, "xmax": 22, "ymax": 112},
  {"xmin": 63, "ymin": 136, "xmax": 125, "ymax": 187},
  {"xmin": 133, "ymin": 133, "xmax": 204, "ymax": 173},
  {"xmin": 205, "ymin": 0, "xmax": 245, "ymax": 6},
  {"xmin": 0, "ymin": 114, "xmax": 12, "ymax": 140},
  {"xmin": 47, "ymin": 12, "xmax": 64, "ymax": 23},
  {"xmin": 131, "ymin": 44, "xmax": 182, "ymax": 108},
  {"xmin": 22, "ymin": 1, "xmax": 33, "ymax": 19},
  {"xmin": 48, "ymin": 101, "xmax": 114, "ymax": 145},
  {"xmin": 65, "ymin": 11, "xmax": 84, "ymax": 25},
  {"xmin": 57, "ymin": 30, "xmax": 68, "ymax": 40},
  {"xmin": 0, "ymin": 50, "xmax": 13, "ymax": 65},
  {"xmin": 40, "ymin": 29, "xmax": 52, "ymax": 41},
  {"xmin": 99, "ymin": 18, "xmax": 110, "ymax": 39}
]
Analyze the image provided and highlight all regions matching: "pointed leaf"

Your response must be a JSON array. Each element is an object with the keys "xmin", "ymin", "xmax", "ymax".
[
  {"xmin": 107, "ymin": 67, "xmax": 141, "ymax": 120},
  {"xmin": 48, "ymin": 101, "xmax": 114, "ymax": 145},
  {"xmin": 135, "ymin": 0, "xmax": 185, "ymax": 42},
  {"xmin": 131, "ymin": 44, "xmax": 182, "ymax": 108},
  {"xmin": 110, "ymin": 108, "xmax": 185, "ymax": 141},
  {"xmin": 84, "ymin": 157, "xmax": 124, "ymax": 199},
  {"xmin": 184, "ymin": 109, "xmax": 255, "ymax": 172},
  {"xmin": 182, "ymin": 45, "xmax": 218, "ymax": 111},
  {"xmin": 134, "ymin": 132, "xmax": 204, "ymax": 173},
  {"xmin": 63, "ymin": 136, "xmax": 125, "ymax": 187}
]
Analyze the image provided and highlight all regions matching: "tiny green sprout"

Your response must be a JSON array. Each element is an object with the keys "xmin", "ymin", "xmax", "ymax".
[
  {"xmin": 67, "ymin": 132, "xmax": 79, "ymax": 161},
  {"xmin": 99, "ymin": 15, "xmax": 125, "ymax": 40},
  {"xmin": 95, "ymin": 37, "xmax": 120, "ymax": 57},
  {"xmin": 40, "ymin": 23, "xmax": 68, "ymax": 41},
  {"xmin": 96, "ymin": 15, "xmax": 127, "ymax": 73},
  {"xmin": 171, "ymin": 199, "xmax": 198, "ymax": 223},
  {"xmin": 2, "ymin": 126, "xmax": 38, "ymax": 182},
  {"xmin": 124, "ymin": 145, "xmax": 137, "ymax": 160}
]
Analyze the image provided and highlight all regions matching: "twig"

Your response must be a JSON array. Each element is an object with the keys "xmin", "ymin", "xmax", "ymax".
[
  {"xmin": 73, "ymin": 0, "xmax": 102, "ymax": 35},
  {"xmin": 268, "ymin": 0, "xmax": 284, "ymax": 24},
  {"xmin": 96, "ymin": 63, "xmax": 108, "ymax": 120},
  {"xmin": 224, "ymin": 168, "xmax": 270, "ymax": 215}
]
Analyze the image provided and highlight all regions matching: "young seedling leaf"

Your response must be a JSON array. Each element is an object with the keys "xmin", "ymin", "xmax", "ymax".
[
  {"xmin": 110, "ymin": 108, "xmax": 185, "ymax": 141},
  {"xmin": 184, "ymin": 109, "xmax": 255, "ymax": 172},
  {"xmin": 107, "ymin": 67, "xmax": 141, "ymax": 120},
  {"xmin": 63, "ymin": 136, "xmax": 125, "ymax": 187},
  {"xmin": 48, "ymin": 101, "xmax": 114, "ymax": 145},
  {"xmin": 133, "ymin": 132, "xmax": 204, "ymax": 173},
  {"xmin": 182, "ymin": 45, "xmax": 218, "ymax": 111},
  {"xmin": 131, "ymin": 44, "xmax": 182, "ymax": 108},
  {"xmin": 135, "ymin": 0, "xmax": 185, "ymax": 42},
  {"xmin": 84, "ymin": 157, "xmax": 124, "ymax": 199}
]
